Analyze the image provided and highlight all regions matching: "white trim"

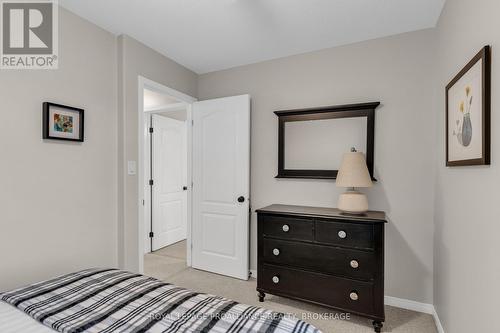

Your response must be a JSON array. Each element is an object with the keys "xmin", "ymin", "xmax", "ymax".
[
  {"xmin": 384, "ymin": 296, "xmax": 434, "ymax": 314},
  {"xmin": 185, "ymin": 104, "xmax": 193, "ymax": 267},
  {"xmin": 137, "ymin": 75, "xmax": 197, "ymax": 273},
  {"xmin": 249, "ymin": 269, "xmax": 257, "ymax": 279},
  {"xmin": 143, "ymin": 114, "xmax": 151, "ymax": 255},
  {"xmin": 432, "ymin": 307, "xmax": 445, "ymax": 333},
  {"xmin": 137, "ymin": 79, "xmax": 145, "ymax": 274},
  {"xmin": 145, "ymin": 102, "xmax": 188, "ymax": 113},
  {"xmin": 384, "ymin": 296, "xmax": 444, "ymax": 333}
]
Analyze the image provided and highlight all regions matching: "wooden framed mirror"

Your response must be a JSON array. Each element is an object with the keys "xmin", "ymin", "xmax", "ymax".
[{"xmin": 275, "ymin": 102, "xmax": 379, "ymax": 180}]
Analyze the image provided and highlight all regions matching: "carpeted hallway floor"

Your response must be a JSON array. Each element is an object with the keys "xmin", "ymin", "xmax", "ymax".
[{"xmin": 145, "ymin": 240, "xmax": 437, "ymax": 333}]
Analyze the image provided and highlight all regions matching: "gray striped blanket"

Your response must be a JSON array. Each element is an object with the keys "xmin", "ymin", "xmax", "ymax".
[{"xmin": 1, "ymin": 269, "xmax": 320, "ymax": 333}]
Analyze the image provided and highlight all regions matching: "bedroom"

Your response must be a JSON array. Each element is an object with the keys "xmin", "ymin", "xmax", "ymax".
[{"xmin": 0, "ymin": 0, "xmax": 498, "ymax": 332}]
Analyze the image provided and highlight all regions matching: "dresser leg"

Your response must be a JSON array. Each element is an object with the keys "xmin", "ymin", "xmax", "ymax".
[
  {"xmin": 372, "ymin": 321, "xmax": 383, "ymax": 333},
  {"xmin": 258, "ymin": 291, "xmax": 265, "ymax": 302}
]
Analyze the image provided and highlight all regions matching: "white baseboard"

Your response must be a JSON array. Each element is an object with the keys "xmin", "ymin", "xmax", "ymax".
[
  {"xmin": 384, "ymin": 296, "xmax": 445, "ymax": 333},
  {"xmin": 384, "ymin": 296, "xmax": 434, "ymax": 314},
  {"xmin": 431, "ymin": 307, "xmax": 445, "ymax": 333}
]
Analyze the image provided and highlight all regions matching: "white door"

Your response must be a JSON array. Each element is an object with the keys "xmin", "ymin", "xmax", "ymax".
[
  {"xmin": 152, "ymin": 114, "xmax": 187, "ymax": 251},
  {"xmin": 192, "ymin": 95, "xmax": 250, "ymax": 280}
]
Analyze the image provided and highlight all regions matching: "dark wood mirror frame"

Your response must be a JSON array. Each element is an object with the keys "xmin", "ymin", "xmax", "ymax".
[{"xmin": 275, "ymin": 102, "xmax": 380, "ymax": 180}]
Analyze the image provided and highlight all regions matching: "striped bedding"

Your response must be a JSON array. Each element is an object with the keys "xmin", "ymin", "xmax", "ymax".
[{"xmin": 1, "ymin": 269, "xmax": 320, "ymax": 333}]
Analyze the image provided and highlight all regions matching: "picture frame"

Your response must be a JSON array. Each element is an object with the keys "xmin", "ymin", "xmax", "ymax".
[
  {"xmin": 446, "ymin": 46, "xmax": 491, "ymax": 166},
  {"xmin": 43, "ymin": 102, "xmax": 84, "ymax": 142}
]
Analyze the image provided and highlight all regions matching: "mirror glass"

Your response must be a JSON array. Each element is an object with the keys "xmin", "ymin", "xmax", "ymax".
[{"xmin": 284, "ymin": 117, "xmax": 367, "ymax": 170}]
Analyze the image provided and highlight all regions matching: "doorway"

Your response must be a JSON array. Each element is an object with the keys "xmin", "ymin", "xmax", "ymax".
[
  {"xmin": 138, "ymin": 76, "xmax": 251, "ymax": 281},
  {"xmin": 150, "ymin": 112, "xmax": 187, "ymax": 252},
  {"xmin": 145, "ymin": 110, "xmax": 189, "ymax": 278},
  {"xmin": 139, "ymin": 79, "xmax": 195, "ymax": 279}
]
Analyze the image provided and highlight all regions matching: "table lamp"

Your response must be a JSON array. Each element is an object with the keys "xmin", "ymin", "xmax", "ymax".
[{"xmin": 336, "ymin": 148, "xmax": 373, "ymax": 214}]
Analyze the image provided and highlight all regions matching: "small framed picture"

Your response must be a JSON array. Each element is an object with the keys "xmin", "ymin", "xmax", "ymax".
[
  {"xmin": 446, "ymin": 46, "xmax": 491, "ymax": 166},
  {"xmin": 43, "ymin": 102, "xmax": 84, "ymax": 142}
]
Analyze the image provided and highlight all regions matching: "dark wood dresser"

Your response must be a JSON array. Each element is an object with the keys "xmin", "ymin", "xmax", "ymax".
[{"xmin": 256, "ymin": 204, "xmax": 386, "ymax": 332}]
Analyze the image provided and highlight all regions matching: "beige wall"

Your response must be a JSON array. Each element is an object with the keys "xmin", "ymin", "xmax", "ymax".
[
  {"xmin": 433, "ymin": 0, "xmax": 500, "ymax": 332},
  {"xmin": 0, "ymin": 8, "xmax": 118, "ymax": 291},
  {"xmin": 198, "ymin": 30, "xmax": 437, "ymax": 304},
  {"xmin": 117, "ymin": 35, "xmax": 197, "ymax": 271}
]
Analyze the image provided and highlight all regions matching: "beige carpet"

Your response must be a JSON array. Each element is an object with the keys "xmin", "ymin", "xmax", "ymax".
[
  {"xmin": 153, "ymin": 240, "xmax": 187, "ymax": 260},
  {"xmin": 144, "ymin": 243, "xmax": 437, "ymax": 333}
]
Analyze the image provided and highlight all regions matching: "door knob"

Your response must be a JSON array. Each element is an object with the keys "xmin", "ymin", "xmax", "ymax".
[
  {"xmin": 183, "ymin": 186, "xmax": 188, "ymax": 191},
  {"xmin": 237, "ymin": 196, "xmax": 245, "ymax": 203}
]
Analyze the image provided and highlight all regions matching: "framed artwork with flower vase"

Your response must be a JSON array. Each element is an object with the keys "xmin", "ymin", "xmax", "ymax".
[{"xmin": 446, "ymin": 45, "xmax": 491, "ymax": 167}]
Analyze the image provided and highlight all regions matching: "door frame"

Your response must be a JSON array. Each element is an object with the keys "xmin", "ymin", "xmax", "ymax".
[{"xmin": 138, "ymin": 76, "xmax": 197, "ymax": 273}]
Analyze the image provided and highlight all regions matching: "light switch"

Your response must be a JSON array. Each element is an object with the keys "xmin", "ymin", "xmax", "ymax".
[{"xmin": 127, "ymin": 161, "xmax": 137, "ymax": 175}]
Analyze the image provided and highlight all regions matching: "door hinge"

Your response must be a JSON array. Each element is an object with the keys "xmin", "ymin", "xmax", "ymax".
[
  {"xmin": 149, "ymin": 179, "xmax": 154, "ymax": 186},
  {"xmin": 149, "ymin": 231, "xmax": 154, "ymax": 238},
  {"xmin": 149, "ymin": 127, "xmax": 154, "ymax": 133}
]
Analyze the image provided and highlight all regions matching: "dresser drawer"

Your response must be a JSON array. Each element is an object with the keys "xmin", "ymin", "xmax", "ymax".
[
  {"xmin": 315, "ymin": 220, "xmax": 374, "ymax": 250},
  {"xmin": 263, "ymin": 238, "xmax": 376, "ymax": 280},
  {"xmin": 260, "ymin": 264, "xmax": 374, "ymax": 314},
  {"xmin": 262, "ymin": 215, "xmax": 314, "ymax": 241}
]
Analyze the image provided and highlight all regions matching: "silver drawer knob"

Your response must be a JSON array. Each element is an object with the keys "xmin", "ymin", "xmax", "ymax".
[
  {"xmin": 350, "ymin": 260, "xmax": 359, "ymax": 269},
  {"xmin": 350, "ymin": 291, "xmax": 359, "ymax": 301},
  {"xmin": 273, "ymin": 248, "xmax": 280, "ymax": 256},
  {"xmin": 338, "ymin": 230, "xmax": 347, "ymax": 239},
  {"xmin": 272, "ymin": 276, "xmax": 280, "ymax": 284},
  {"xmin": 282, "ymin": 224, "xmax": 290, "ymax": 232}
]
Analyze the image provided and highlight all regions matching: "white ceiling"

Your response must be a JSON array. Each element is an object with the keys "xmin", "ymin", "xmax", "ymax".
[{"xmin": 60, "ymin": 0, "xmax": 446, "ymax": 74}]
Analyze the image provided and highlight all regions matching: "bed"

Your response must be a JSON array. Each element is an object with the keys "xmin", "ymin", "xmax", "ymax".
[{"xmin": 0, "ymin": 268, "xmax": 320, "ymax": 333}]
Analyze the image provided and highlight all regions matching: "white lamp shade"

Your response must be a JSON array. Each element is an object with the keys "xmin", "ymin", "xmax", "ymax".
[{"xmin": 336, "ymin": 151, "xmax": 373, "ymax": 188}]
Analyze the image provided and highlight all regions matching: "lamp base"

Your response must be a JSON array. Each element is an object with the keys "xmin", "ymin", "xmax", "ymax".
[{"xmin": 337, "ymin": 190, "xmax": 368, "ymax": 214}]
